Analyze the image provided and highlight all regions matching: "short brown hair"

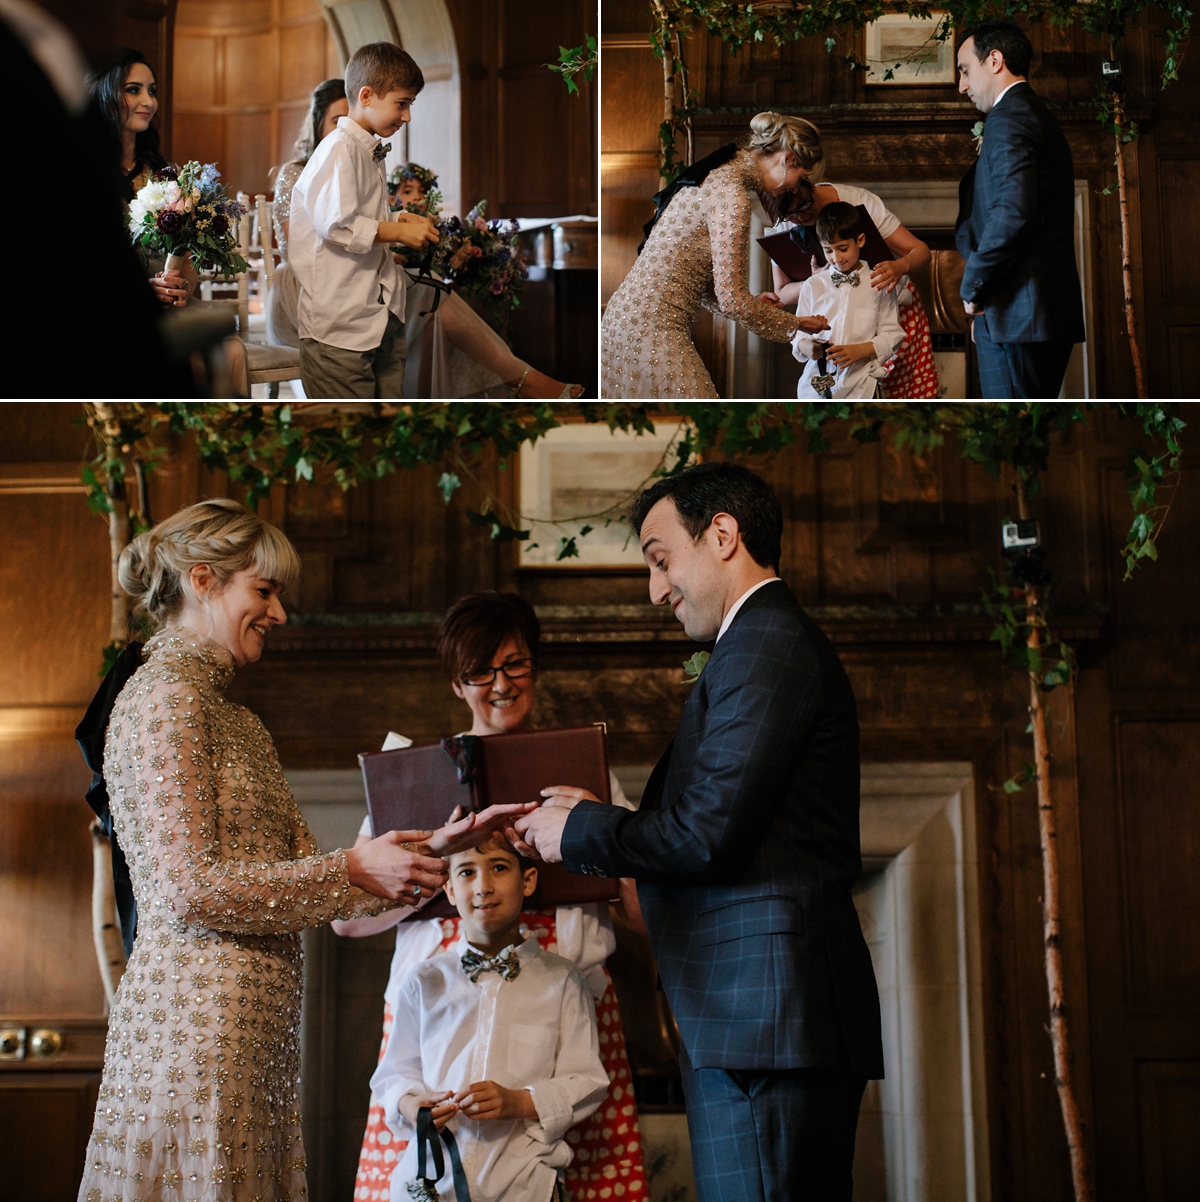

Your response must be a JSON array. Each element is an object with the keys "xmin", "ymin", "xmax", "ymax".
[
  {"xmin": 437, "ymin": 592, "xmax": 540, "ymax": 681},
  {"xmin": 449, "ymin": 834, "xmax": 537, "ymax": 875},
  {"xmin": 344, "ymin": 42, "xmax": 424, "ymax": 104},
  {"xmin": 816, "ymin": 201, "xmax": 862, "ymax": 244}
]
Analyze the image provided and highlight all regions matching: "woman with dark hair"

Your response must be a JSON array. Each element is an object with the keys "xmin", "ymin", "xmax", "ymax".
[
  {"xmin": 89, "ymin": 49, "xmax": 191, "ymax": 309},
  {"xmin": 333, "ymin": 592, "xmax": 649, "ymax": 1202}
]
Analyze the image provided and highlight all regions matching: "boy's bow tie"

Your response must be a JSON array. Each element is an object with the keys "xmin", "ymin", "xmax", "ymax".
[
  {"xmin": 831, "ymin": 267, "xmax": 860, "ymax": 287},
  {"xmin": 461, "ymin": 946, "xmax": 520, "ymax": 982},
  {"xmin": 373, "ymin": 141, "xmax": 391, "ymax": 162}
]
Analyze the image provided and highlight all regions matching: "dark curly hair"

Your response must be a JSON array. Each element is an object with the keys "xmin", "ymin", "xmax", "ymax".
[{"xmin": 89, "ymin": 48, "xmax": 168, "ymax": 196}]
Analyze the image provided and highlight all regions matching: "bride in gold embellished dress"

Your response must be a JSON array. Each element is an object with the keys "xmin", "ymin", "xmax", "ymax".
[
  {"xmin": 601, "ymin": 112, "xmax": 832, "ymax": 399},
  {"xmin": 78, "ymin": 499, "xmax": 532, "ymax": 1202}
]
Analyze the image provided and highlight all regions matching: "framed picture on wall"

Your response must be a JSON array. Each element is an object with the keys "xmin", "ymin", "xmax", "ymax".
[
  {"xmin": 517, "ymin": 422, "xmax": 692, "ymax": 568},
  {"xmin": 864, "ymin": 13, "xmax": 956, "ymax": 85}
]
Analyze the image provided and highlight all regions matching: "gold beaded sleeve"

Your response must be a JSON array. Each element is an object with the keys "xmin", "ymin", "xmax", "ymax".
[
  {"xmin": 108, "ymin": 674, "xmax": 396, "ymax": 935},
  {"xmin": 704, "ymin": 165, "xmax": 803, "ymax": 344}
]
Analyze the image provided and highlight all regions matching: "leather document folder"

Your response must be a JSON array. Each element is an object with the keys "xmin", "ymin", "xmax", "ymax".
[
  {"xmin": 359, "ymin": 724, "xmax": 620, "ymax": 920},
  {"xmin": 756, "ymin": 205, "xmax": 893, "ymax": 282}
]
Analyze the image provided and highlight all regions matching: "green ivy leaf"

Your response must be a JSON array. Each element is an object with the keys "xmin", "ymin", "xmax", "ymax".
[
  {"xmin": 438, "ymin": 472, "xmax": 462, "ymax": 504},
  {"xmin": 682, "ymin": 651, "xmax": 710, "ymax": 682},
  {"xmin": 556, "ymin": 536, "xmax": 580, "ymax": 560}
]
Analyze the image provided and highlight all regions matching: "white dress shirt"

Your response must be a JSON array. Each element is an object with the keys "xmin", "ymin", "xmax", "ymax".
[
  {"xmin": 290, "ymin": 116, "xmax": 405, "ymax": 351},
  {"xmin": 715, "ymin": 576, "xmax": 785, "ymax": 643},
  {"xmin": 371, "ymin": 935, "xmax": 610, "ymax": 1202},
  {"xmin": 791, "ymin": 260, "xmax": 905, "ymax": 399}
]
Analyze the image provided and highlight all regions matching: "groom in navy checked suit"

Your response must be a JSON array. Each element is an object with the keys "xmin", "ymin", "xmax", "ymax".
[
  {"xmin": 513, "ymin": 463, "xmax": 882, "ymax": 1201},
  {"xmin": 955, "ymin": 20, "xmax": 1086, "ymax": 398}
]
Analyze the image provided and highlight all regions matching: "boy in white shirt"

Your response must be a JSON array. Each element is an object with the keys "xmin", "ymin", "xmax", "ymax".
[
  {"xmin": 290, "ymin": 41, "xmax": 439, "ymax": 398},
  {"xmin": 791, "ymin": 201, "xmax": 905, "ymax": 399},
  {"xmin": 371, "ymin": 835, "xmax": 609, "ymax": 1202}
]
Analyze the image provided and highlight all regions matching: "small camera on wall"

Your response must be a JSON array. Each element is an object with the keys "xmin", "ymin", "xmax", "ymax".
[
  {"xmin": 1002, "ymin": 520, "xmax": 1041, "ymax": 550},
  {"xmin": 1102, "ymin": 60, "xmax": 1124, "ymax": 91}
]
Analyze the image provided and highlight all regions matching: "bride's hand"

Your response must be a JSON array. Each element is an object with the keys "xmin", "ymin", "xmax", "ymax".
[
  {"xmin": 757, "ymin": 291, "xmax": 783, "ymax": 308},
  {"xmin": 797, "ymin": 313, "xmax": 830, "ymax": 333},
  {"xmin": 422, "ymin": 802, "xmax": 540, "ymax": 857},
  {"xmin": 150, "ymin": 270, "xmax": 189, "ymax": 308},
  {"xmin": 345, "ymin": 829, "xmax": 448, "ymax": 901}
]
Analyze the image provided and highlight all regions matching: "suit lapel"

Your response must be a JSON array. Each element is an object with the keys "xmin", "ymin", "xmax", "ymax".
[{"xmin": 639, "ymin": 739, "xmax": 674, "ymax": 812}]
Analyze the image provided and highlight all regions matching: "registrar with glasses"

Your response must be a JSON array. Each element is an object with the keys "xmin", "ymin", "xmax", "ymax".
[{"xmin": 460, "ymin": 657, "xmax": 536, "ymax": 688}]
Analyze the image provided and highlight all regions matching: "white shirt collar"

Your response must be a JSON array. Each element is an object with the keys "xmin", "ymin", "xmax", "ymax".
[
  {"xmin": 992, "ymin": 79, "xmax": 1025, "ymax": 111},
  {"xmin": 715, "ymin": 577, "xmax": 784, "ymax": 643},
  {"xmin": 336, "ymin": 114, "xmax": 382, "ymax": 150}
]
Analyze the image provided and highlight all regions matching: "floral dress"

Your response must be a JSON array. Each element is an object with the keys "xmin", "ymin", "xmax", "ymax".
[
  {"xmin": 600, "ymin": 149, "xmax": 804, "ymax": 398},
  {"xmin": 79, "ymin": 627, "xmax": 396, "ymax": 1202}
]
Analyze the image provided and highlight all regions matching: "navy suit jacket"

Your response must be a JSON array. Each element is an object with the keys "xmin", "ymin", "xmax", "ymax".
[
  {"xmin": 562, "ymin": 582, "xmax": 884, "ymax": 1078},
  {"xmin": 955, "ymin": 81, "xmax": 1086, "ymax": 345}
]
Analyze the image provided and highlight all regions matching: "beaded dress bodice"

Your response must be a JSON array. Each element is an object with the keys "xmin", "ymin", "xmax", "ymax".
[
  {"xmin": 600, "ymin": 150, "xmax": 804, "ymax": 398},
  {"xmin": 271, "ymin": 161, "xmax": 304, "ymax": 262},
  {"xmin": 80, "ymin": 627, "xmax": 393, "ymax": 1202}
]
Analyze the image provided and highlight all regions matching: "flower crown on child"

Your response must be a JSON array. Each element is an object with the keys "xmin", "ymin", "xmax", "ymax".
[{"xmin": 389, "ymin": 162, "xmax": 439, "ymax": 192}]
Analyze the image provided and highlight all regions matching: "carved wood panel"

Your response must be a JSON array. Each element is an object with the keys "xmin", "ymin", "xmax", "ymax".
[
  {"xmin": 1115, "ymin": 718, "xmax": 1200, "ymax": 1011},
  {"xmin": 1136, "ymin": 1059, "xmax": 1200, "ymax": 1202}
]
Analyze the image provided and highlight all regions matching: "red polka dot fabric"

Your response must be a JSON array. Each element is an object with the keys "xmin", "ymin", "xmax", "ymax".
[
  {"xmin": 881, "ymin": 285, "xmax": 940, "ymax": 399},
  {"xmin": 352, "ymin": 912, "xmax": 649, "ymax": 1202}
]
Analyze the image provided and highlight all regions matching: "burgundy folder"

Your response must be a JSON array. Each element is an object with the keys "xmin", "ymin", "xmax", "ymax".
[
  {"xmin": 359, "ymin": 725, "xmax": 620, "ymax": 920},
  {"xmin": 757, "ymin": 204, "xmax": 893, "ymax": 282}
]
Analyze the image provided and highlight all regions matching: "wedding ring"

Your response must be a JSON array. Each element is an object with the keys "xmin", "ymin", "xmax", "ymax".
[
  {"xmin": 412, "ymin": 884, "xmax": 421, "ymax": 898},
  {"xmin": 401, "ymin": 841, "xmax": 416, "ymax": 853}
]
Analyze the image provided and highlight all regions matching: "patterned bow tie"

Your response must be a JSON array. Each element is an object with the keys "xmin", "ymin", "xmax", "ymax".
[
  {"xmin": 373, "ymin": 141, "xmax": 392, "ymax": 163},
  {"xmin": 461, "ymin": 946, "xmax": 520, "ymax": 983},
  {"xmin": 831, "ymin": 267, "xmax": 860, "ymax": 287}
]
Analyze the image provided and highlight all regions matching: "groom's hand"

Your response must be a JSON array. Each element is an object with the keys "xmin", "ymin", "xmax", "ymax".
[
  {"xmin": 509, "ymin": 804, "xmax": 571, "ymax": 864},
  {"xmin": 963, "ymin": 300, "xmax": 983, "ymax": 315}
]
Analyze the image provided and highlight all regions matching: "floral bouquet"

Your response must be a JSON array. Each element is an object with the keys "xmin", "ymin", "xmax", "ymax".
[
  {"xmin": 129, "ymin": 161, "xmax": 248, "ymax": 276},
  {"xmin": 435, "ymin": 201, "xmax": 527, "ymax": 326}
]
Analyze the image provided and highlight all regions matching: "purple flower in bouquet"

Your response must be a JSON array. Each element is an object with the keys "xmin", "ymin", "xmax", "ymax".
[
  {"xmin": 156, "ymin": 208, "xmax": 184, "ymax": 235},
  {"xmin": 156, "ymin": 164, "xmax": 179, "ymax": 182},
  {"xmin": 490, "ymin": 280, "xmax": 504, "ymax": 294},
  {"xmin": 212, "ymin": 213, "xmax": 229, "ymax": 235}
]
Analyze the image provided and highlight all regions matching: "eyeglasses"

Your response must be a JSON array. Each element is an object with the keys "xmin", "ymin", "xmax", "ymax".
[{"xmin": 461, "ymin": 658, "xmax": 537, "ymax": 688}]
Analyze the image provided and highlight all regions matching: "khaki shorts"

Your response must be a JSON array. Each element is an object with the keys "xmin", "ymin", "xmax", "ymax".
[{"xmin": 300, "ymin": 311, "xmax": 406, "ymax": 398}]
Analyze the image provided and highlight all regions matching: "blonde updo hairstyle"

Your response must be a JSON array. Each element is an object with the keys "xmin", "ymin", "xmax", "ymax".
[
  {"xmin": 118, "ymin": 498, "xmax": 301, "ymax": 627},
  {"xmin": 745, "ymin": 112, "xmax": 826, "ymax": 223}
]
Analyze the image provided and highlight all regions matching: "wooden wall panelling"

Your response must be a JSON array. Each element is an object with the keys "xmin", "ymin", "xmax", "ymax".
[
  {"xmin": 1135, "ymin": 1059, "xmax": 1200, "ymax": 1202},
  {"xmin": 173, "ymin": 0, "xmax": 339, "ymax": 199},
  {"xmin": 0, "ymin": 1072, "xmax": 102, "ymax": 1202},
  {"xmin": 448, "ymin": 0, "xmax": 596, "ymax": 219}
]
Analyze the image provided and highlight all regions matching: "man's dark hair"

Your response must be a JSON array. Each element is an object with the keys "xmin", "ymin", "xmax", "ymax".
[
  {"xmin": 815, "ymin": 201, "xmax": 862, "ymax": 245},
  {"xmin": 630, "ymin": 462, "xmax": 783, "ymax": 572},
  {"xmin": 963, "ymin": 20, "xmax": 1032, "ymax": 79}
]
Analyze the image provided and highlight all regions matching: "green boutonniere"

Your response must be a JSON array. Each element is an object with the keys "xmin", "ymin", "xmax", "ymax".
[
  {"xmin": 971, "ymin": 120, "xmax": 985, "ymax": 155},
  {"xmin": 682, "ymin": 651, "xmax": 710, "ymax": 683}
]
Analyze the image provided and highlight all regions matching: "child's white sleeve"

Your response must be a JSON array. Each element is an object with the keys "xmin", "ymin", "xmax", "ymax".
[
  {"xmin": 868, "ymin": 288, "xmax": 907, "ymax": 379},
  {"xmin": 368, "ymin": 973, "xmax": 427, "ymax": 1135},
  {"xmin": 305, "ymin": 144, "xmax": 379, "ymax": 255},
  {"xmin": 524, "ymin": 969, "xmax": 611, "ymax": 1145},
  {"xmin": 790, "ymin": 281, "xmax": 820, "ymax": 362}
]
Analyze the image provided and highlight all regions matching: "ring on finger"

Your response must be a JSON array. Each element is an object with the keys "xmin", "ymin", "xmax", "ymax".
[
  {"xmin": 412, "ymin": 884, "xmax": 421, "ymax": 898},
  {"xmin": 401, "ymin": 841, "xmax": 416, "ymax": 853}
]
